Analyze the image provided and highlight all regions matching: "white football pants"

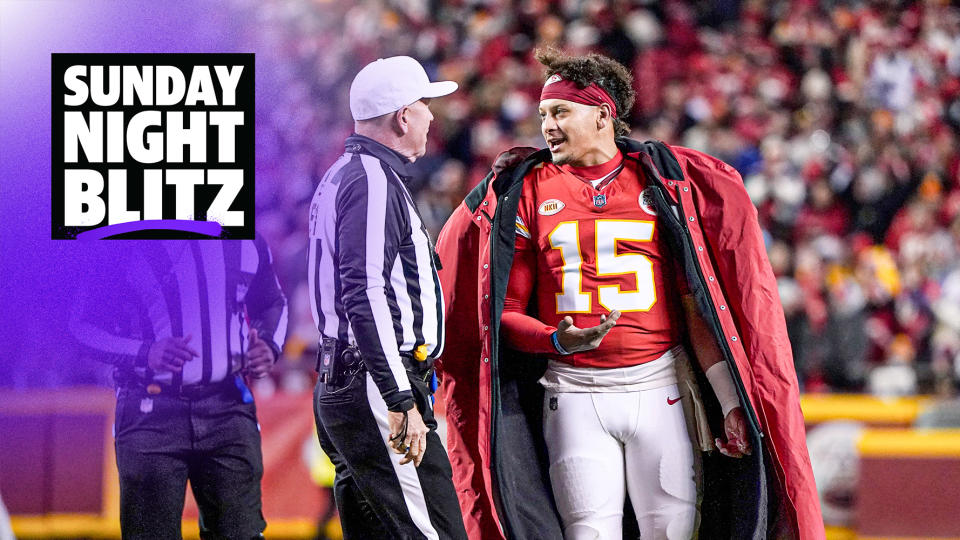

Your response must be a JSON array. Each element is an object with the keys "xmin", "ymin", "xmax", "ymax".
[{"xmin": 543, "ymin": 384, "xmax": 699, "ymax": 540}]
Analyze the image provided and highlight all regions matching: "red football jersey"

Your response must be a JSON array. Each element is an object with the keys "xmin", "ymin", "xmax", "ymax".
[{"xmin": 502, "ymin": 153, "xmax": 687, "ymax": 368}]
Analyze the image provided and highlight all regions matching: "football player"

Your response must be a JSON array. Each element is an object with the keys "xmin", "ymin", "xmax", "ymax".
[
  {"xmin": 499, "ymin": 49, "xmax": 749, "ymax": 539},
  {"xmin": 434, "ymin": 48, "xmax": 823, "ymax": 540}
]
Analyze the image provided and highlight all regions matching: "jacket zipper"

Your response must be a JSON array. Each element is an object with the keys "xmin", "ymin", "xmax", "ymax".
[{"xmin": 673, "ymin": 184, "xmax": 765, "ymax": 439}]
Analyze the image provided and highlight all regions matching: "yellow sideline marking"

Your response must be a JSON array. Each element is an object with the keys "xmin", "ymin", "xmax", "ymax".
[
  {"xmin": 825, "ymin": 527, "xmax": 960, "ymax": 540},
  {"xmin": 11, "ymin": 515, "xmax": 118, "ymax": 539},
  {"xmin": 858, "ymin": 428, "xmax": 960, "ymax": 457},
  {"xmin": 825, "ymin": 526, "xmax": 855, "ymax": 540},
  {"xmin": 11, "ymin": 516, "xmax": 318, "ymax": 539},
  {"xmin": 859, "ymin": 537, "xmax": 960, "ymax": 540},
  {"xmin": 800, "ymin": 394, "xmax": 932, "ymax": 424}
]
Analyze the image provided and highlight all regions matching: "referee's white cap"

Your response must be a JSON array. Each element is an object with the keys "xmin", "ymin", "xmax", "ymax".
[{"xmin": 349, "ymin": 56, "xmax": 458, "ymax": 121}]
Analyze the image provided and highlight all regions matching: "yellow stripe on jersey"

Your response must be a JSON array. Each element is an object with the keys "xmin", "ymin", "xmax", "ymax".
[{"xmin": 515, "ymin": 215, "xmax": 531, "ymax": 239}]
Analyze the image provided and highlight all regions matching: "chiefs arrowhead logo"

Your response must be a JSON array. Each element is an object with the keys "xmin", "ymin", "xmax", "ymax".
[
  {"xmin": 538, "ymin": 199, "xmax": 565, "ymax": 216},
  {"xmin": 543, "ymin": 73, "xmax": 563, "ymax": 87}
]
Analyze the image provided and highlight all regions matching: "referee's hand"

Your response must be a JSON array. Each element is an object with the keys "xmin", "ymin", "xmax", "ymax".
[
  {"xmin": 389, "ymin": 408, "xmax": 429, "ymax": 467},
  {"xmin": 245, "ymin": 329, "xmax": 276, "ymax": 379},
  {"xmin": 147, "ymin": 335, "xmax": 198, "ymax": 373}
]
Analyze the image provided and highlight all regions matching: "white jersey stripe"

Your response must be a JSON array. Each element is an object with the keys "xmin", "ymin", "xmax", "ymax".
[
  {"xmin": 308, "ymin": 237, "xmax": 321, "ymax": 335},
  {"xmin": 365, "ymin": 374, "xmax": 440, "ymax": 540},
  {"xmin": 170, "ymin": 242, "xmax": 202, "ymax": 386},
  {"xmin": 309, "ymin": 154, "xmax": 351, "ymax": 340},
  {"xmin": 201, "ymin": 244, "xmax": 229, "ymax": 383},
  {"xmin": 392, "ymin": 256, "xmax": 417, "ymax": 349},
  {"xmin": 360, "ymin": 154, "xmax": 411, "ymax": 393},
  {"xmin": 410, "ymin": 204, "xmax": 442, "ymax": 358}
]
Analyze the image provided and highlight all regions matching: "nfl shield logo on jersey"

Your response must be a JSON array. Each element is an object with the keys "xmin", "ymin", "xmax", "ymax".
[{"xmin": 593, "ymin": 194, "xmax": 607, "ymax": 208}]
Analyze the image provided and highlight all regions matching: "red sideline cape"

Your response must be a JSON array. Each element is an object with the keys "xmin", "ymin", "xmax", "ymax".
[{"xmin": 434, "ymin": 139, "xmax": 823, "ymax": 540}]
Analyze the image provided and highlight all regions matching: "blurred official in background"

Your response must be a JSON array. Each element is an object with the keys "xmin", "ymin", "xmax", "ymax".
[
  {"xmin": 0, "ymin": 495, "xmax": 12, "ymax": 540},
  {"xmin": 307, "ymin": 56, "xmax": 467, "ymax": 539},
  {"xmin": 70, "ymin": 238, "xmax": 288, "ymax": 539}
]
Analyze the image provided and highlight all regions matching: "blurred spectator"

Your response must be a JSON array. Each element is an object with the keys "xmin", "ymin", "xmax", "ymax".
[
  {"xmin": 806, "ymin": 421, "xmax": 864, "ymax": 526},
  {"xmin": 868, "ymin": 334, "xmax": 919, "ymax": 397}
]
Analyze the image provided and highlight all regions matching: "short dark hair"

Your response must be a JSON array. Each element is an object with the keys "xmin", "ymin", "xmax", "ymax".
[{"xmin": 534, "ymin": 47, "xmax": 634, "ymax": 137}]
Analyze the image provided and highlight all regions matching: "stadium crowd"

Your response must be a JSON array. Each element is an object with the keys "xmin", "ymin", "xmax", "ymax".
[{"xmin": 239, "ymin": 0, "xmax": 960, "ymax": 398}]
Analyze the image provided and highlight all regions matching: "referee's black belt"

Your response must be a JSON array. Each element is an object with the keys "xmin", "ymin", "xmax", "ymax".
[
  {"xmin": 317, "ymin": 338, "xmax": 433, "ymax": 383},
  {"xmin": 123, "ymin": 376, "xmax": 238, "ymax": 400}
]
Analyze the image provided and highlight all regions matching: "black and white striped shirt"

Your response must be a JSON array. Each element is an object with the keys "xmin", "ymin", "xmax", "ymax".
[
  {"xmin": 308, "ymin": 134, "xmax": 444, "ymax": 412},
  {"xmin": 70, "ymin": 238, "xmax": 288, "ymax": 387}
]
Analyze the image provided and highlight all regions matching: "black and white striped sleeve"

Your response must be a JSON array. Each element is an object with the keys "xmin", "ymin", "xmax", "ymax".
[
  {"xmin": 68, "ymin": 272, "xmax": 151, "ymax": 367},
  {"xmin": 336, "ymin": 156, "xmax": 414, "ymax": 412},
  {"xmin": 246, "ymin": 235, "xmax": 289, "ymax": 361}
]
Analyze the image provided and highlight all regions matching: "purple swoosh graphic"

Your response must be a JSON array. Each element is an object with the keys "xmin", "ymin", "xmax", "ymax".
[{"xmin": 76, "ymin": 220, "xmax": 223, "ymax": 240}]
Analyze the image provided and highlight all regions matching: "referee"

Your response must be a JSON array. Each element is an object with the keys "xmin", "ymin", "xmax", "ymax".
[
  {"xmin": 70, "ymin": 237, "xmax": 288, "ymax": 539},
  {"xmin": 308, "ymin": 56, "xmax": 467, "ymax": 540}
]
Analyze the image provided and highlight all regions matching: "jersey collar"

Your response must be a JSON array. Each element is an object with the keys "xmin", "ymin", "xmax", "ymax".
[
  {"xmin": 344, "ymin": 133, "xmax": 414, "ymax": 179},
  {"xmin": 560, "ymin": 150, "xmax": 624, "ymax": 181}
]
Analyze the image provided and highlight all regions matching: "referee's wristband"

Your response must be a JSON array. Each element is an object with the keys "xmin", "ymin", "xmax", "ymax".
[
  {"xmin": 388, "ymin": 397, "xmax": 416, "ymax": 413},
  {"xmin": 551, "ymin": 331, "xmax": 571, "ymax": 355}
]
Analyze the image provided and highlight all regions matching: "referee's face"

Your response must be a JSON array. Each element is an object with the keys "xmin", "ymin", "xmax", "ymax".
[{"xmin": 404, "ymin": 98, "xmax": 434, "ymax": 161}]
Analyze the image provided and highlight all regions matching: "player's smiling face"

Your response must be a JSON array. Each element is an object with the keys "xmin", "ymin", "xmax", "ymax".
[{"xmin": 539, "ymin": 98, "xmax": 605, "ymax": 166}]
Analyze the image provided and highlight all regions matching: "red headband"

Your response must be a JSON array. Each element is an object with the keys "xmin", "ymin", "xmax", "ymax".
[{"xmin": 539, "ymin": 74, "xmax": 618, "ymax": 118}]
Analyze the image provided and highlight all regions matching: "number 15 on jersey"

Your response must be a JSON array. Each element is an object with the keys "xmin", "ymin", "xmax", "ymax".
[{"xmin": 548, "ymin": 219, "xmax": 657, "ymax": 314}]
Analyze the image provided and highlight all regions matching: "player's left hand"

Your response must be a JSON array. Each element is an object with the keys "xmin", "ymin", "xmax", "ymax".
[
  {"xmin": 245, "ymin": 328, "xmax": 276, "ymax": 379},
  {"xmin": 715, "ymin": 407, "xmax": 752, "ymax": 458},
  {"xmin": 555, "ymin": 310, "xmax": 621, "ymax": 353}
]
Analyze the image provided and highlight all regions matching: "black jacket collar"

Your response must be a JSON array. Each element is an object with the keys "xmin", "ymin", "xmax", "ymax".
[
  {"xmin": 492, "ymin": 138, "xmax": 684, "ymax": 196},
  {"xmin": 344, "ymin": 134, "xmax": 413, "ymax": 179}
]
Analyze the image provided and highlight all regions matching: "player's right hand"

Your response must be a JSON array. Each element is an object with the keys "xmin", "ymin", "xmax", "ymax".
[
  {"xmin": 147, "ymin": 335, "xmax": 199, "ymax": 373},
  {"xmin": 556, "ymin": 310, "xmax": 621, "ymax": 353}
]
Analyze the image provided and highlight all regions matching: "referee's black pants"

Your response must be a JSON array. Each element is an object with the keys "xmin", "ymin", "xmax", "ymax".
[
  {"xmin": 313, "ymin": 371, "xmax": 467, "ymax": 540},
  {"xmin": 114, "ymin": 377, "xmax": 265, "ymax": 540}
]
